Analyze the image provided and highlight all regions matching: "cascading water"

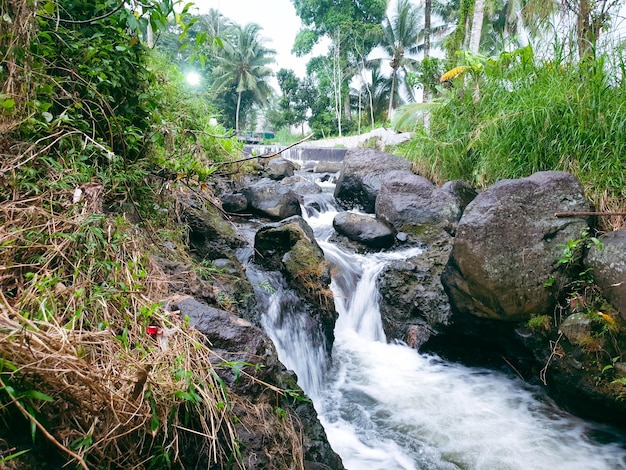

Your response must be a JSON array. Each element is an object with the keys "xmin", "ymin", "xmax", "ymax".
[{"xmin": 253, "ymin": 177, "xmax": 626, "ymax": 470}]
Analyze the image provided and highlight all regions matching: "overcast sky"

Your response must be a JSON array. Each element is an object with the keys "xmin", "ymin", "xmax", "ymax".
[{"xmin": 192, "ymin": 0, "xmax": 310, "ymax": 76}]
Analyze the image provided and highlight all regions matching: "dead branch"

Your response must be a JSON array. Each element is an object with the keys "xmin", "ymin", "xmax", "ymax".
[{"xmin": 212, "ymin": 133, "xmax": 315, "ymax": 167}]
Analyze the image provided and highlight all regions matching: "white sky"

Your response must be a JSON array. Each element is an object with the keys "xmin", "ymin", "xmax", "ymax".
[{"xmin": 192, "ymin": 0, "xmax": 310, "ymax": 77}]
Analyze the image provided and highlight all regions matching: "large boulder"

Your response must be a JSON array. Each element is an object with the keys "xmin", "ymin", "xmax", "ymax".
[
  {"xmin": 442, "ymin": 171, "xmax": 592, "ymax": 322},
  {"xmin": 169, "ymin": 296, "xmax": 345, "ymax": 470},
  {"xmin": 176, "ymin": 191, "xmax": 247, "ymax": 258},
  {"xmin": 266, "ymin": 157, "xmax": 296, "ymax": 180},
  {"xmin": 333, "ymin": 148, "xmax": 411, "ymax": 212},
  {"xmin": 378, "ymin": 225, "xmax": 454, "ymax": 348},
  {"xmin": 584, "ymin": 228, "xmax": 626, "ymax": 319},
  {"xmin": 254, "ymin": 216, "xmax": 337, "ymax": 350},
  {"xmin": 332, "ymin": 211, "xmax": 395, "ymax": 249},
  {"xmin": 375, "ymin": 171, "xmax": 465, "ymax": 230},
  {"xmin": 242, "ymin": 178, "xmax": 302, "ymax": 220}
]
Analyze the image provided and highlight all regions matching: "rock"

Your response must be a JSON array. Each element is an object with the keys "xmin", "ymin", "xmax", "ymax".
[
  {"xmin": 332, "ymin": 211, "xmax": 396, "ymax": 249},
  {"xmin": 266, "ymin": 157, "xmax": 296, "ymax": 180},
  {"xmin": 441, "ymin": 179, "xmax": 478, "ymax": 210},
  {"xmin": 175, "ymin": 191, "xmax": 247, "ymax": 259},
  {"xmin": 375, "ymin": 171, "xmax": 464, "ymax": 229},
  {"xmin": 242, "ymin": 178, "xmax": 302, "ymax": 220},
  {"xmin": 334, "ymin": 148, "xmax": 411, "ymax": 212},
  {"xmin": 281, "ymin": 175, "xmax": 323, "ymax": 196},
  {"xmin": 220, "ymin": 192, "xmax": 248, "ymax": 213},
  {"xmin": 254, "ymin": 216, "xmax": 337, "ymax": 350},
  {"xmin": 314, "ymin": 161, "xmax": 343, "ymax": 173},
  {"xmin": 559, "ymin": 312, "xmax": 593, "ymax": 346},
  {"xmin": 442, "ymin": 171, "xmax": 592, "ymax": 322},
  {"xmin": 584, "ymin": 229, "xmax": 626, "ymax": 319},
  {"xmin": 378, "ymin": 227, "xmax": 453, "ymax": 348},
  {"xmin": 169, "ymin": 296, "xmax": 344, "ymax": 470}
]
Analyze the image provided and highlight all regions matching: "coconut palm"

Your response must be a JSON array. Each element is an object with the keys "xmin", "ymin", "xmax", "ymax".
[
  {"xmin": 379, "ymin": 0, "xmax": 423, "ymax": 118},
  {"xmin": 212, "ymin": 23, "xmax": 276, "ymax": 132}
]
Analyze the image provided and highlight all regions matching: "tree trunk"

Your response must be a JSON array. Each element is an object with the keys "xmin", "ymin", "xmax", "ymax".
[
  {"xmin": 236, "ymin": 91, "xmax": 242, "ymax": 132},
  {"xmin": 388, "ymin": 68, "xmax": 397, "ymax": 120},
  {"xmin": 577, "ymin": 0, "xmax": 593, "ymax": 61},
  {"xmin": 469, "ymin": 0, "xmax": 485, "ymax": 53}
]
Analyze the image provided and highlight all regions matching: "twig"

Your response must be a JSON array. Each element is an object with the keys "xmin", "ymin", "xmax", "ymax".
[
  {"xmin": 0, "ymin": 377, "xmax": 89, "ymax": 470},
  {"xmin": 540, "ymin": 331, "xmax": 563, "ymax": 385},
  {"xmin": 501, "ymin": 355, "xmax": 524, "ymax": 381},
  {"xmin": 212, "ymin": 133, "xmax": 315, "ymax": 166},
  {"xmin": 38, "ymin": 2, "xmax": 126, "ymax": 25},
  {"xmin": 555, "ymin": 211, "xmax": 626, "ymax": 217}
]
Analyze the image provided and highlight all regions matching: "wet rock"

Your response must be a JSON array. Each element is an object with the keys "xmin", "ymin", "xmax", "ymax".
[
  {"xmin": 332, "ymin": 211, "xmax": 396, "ymax": 249},
  {"xmin": 242, "ymin": 178, "xmax": 302, "ymax": 220},
  {"xmin": 441, "ymin": 179, "xmax": 478, "ymax": 211},
  {"xmin": 169, "ymin": 296, "xmax": 344, "ymax": 470},
  {"xmin": 584, "ymin": 228, "xmax": 626, "ymax": 319},
  {"xmin": 378, "ymin": 227, "xmax": 453, "ymax": 348},
  {"xmin": 442, "ymin": 171, "xmax": 592, "ymax": 322},
  {"xmin": 254, "ymin": 216, "xmax": 337, "ymax": 350},
  {"xmin": 266, "ymin": 157, "xmax": 296, "ymax": 180},
  {"xmin": 281, "ymin": 175, "xmax": 323, "ymax": 196},
  {"xmin": 334, "ymin": 148, "xmax": 411, "ymax": 212},
  {"xmin": 175, "ymin": 191, "xmax": 246, "ymax": 259},
  {"xmin": 375, "ymin": 171, "xmax": 464, "ymax": 229},
  {"xmin": 559, "ymin": 312, "xmax": 592, "ymax": 346},
  {"xmin": 220, "ymin": 192, "xmax": 248, "ymax": 213}
]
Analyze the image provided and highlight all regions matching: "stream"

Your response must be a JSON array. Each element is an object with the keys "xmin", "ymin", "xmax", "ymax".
[{"xmin": 247, "ymin": 177, "xmax": 626, "ymax": 470}]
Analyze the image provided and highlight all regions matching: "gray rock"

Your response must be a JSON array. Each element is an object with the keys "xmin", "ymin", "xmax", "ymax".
[
  {"xmin": 334, "ymin": 148, "xmax": 411, "ymax": 212},
  {"xmin": 266, "ymin": 157, "xmax": 296, "ymax": 180},
  {"xmin": 220, "ymin": 192, "xmax": 248, "ymax": 213},
  {"xmin": 441, "ymin": 179, "xmax": 478, "ymax": 210},
  {"xmin": 375, "ymin": 171, "xmax": 464, "ymax": 229},
  {"xmin": 378, "ymin": 227, "xmax": 453, "ymax": 347},
  {"xmin": 442, "ymin": 171, "xmax": 592, "ymax": 322},
  {"xmin": 584, "ymin": 228, "xmax": 626, "ymax": 319},
  {"xmin": 559, "ymin": 312, "xmax": 592, "ymax": 346},
  {"xmin": 254, "ymin": 216, "xmax": 337, "ymax": 350},
  {"xmin": 281, "ymin": 175, "xmax": 323, "ymax": 196},
  {"xmin": 332, "ymin": 211, "xmax": 396, "ymax": 249},
  {"xmin": 242, "ymin": 178, "xmax": 302, "ymax": 220}
]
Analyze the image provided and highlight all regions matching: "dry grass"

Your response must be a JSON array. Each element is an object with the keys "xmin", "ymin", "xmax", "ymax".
[{"xmin": 0, "ymin": 191, "xmax": 243, "ymax": 468}]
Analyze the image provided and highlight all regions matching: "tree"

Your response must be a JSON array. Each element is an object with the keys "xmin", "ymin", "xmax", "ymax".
[
  {"xmin": 275, "ymin": 69, "xmax": 316, "ymax": 135},
  {"xmin": 212, "ymin": 23, "xmax": 276, "ymax": 132},
  {"xmin": 379, "ymin": 0, "xmax": 423, "ymax": 118},
  {"xmin": 291, "ymin": 0, "xmax": 386, "ymax": 131}
]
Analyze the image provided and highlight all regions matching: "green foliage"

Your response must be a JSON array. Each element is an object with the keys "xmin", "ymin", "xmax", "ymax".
[
  {"xmin": 527, "ymin": 315, "xmax": 552, "ymax": 333},
  {"xmin": 402, "ymin": 44, "xmax": 626, "ymax": 215}
]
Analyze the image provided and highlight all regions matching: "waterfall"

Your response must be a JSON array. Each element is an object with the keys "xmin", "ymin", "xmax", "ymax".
[{"xmin": 254, "ymin": 182, "xmax": 626, "ymax": 470}]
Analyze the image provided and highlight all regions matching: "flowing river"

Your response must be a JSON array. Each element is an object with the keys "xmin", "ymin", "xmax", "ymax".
[{"xmin": 248, "ymin": 181, "xmax": 626, "ymax": 470}]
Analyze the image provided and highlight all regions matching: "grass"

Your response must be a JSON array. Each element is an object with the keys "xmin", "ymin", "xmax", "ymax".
[{"xmin": 401, "ymin": 45, "xmax": 626, "ymax": 230}]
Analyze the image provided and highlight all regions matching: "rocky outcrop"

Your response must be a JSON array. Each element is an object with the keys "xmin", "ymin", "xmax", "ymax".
[
  {"xmin": 242, "ymin": 178, "xmax": 302, "ymax": 220},
  {"xmin": 176, "ymin": 191, "xmax": 247, "ymax": 258},
  {"xmin": 378, "ymin": 225, "xmax": 453, "ymax": 348},
  {"xmin": 254, "ymin": 216, "xmax": 337, "ymax": 351},
  {"xmin": 334, "ymin": 148, "xmax": 411, "ymax": 212},
  {"xmin": 442, "ymin": 171, "xmax": 592, "ymax": 322},
  {"xmin": 375, "ymin": 171, "xmax": 466, "ymax": 230},
  {"xmin": 332, "ymin": 211, "xmax": 395, "ymax": 249},
  {"xmin": 584, "ymin": 228, "xmax": 626, "ymax": 319},
  {"xmin": 169, "ymin": 296, "xmax": 344, "ymax": 470}
]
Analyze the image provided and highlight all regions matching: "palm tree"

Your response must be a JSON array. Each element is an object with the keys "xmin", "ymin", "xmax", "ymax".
[
  {"xmin": 379, "ymin": 0, "xmax": 423, "ymax": 119},
  {"xmin": 212, "ymin": 23, "xmax": 276, "ymax": 132}
]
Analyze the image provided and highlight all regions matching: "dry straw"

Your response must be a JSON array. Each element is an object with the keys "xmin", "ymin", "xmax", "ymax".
[{"xmin": 0, "ymin": 189, "xmax": 243, "ymax": 467}]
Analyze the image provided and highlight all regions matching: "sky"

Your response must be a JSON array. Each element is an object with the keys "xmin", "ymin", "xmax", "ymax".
[{"xmin": 192, "ymin": 0, "xmax": 310, "ymax": 77}]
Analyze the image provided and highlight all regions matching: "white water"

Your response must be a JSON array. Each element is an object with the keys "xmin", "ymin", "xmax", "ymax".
[{"xmin": 259, "ymin": 190, "xmax": 626, "ymax": 470}]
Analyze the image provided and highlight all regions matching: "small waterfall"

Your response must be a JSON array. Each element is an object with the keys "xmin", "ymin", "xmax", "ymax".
[{"xmin": 251, "ymin": 177, "xmax": 626, "ymax": 469}]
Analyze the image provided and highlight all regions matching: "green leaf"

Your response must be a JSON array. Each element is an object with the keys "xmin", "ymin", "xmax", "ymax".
[
  {"xmin": 41, "ymin": 111, "xmax": 53, "ymax": 122},
  {"xmin": 1, "ymin": 98, "xmax": 15, "ymax": 109},
  {"xmin": 23, "ymin": 390, "xmax": 54, "ymax": 402}
]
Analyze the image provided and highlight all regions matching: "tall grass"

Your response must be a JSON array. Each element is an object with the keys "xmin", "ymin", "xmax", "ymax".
[{"xmin": 403, "ymin": 45, "xmax": 626, "ymax": 227}]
